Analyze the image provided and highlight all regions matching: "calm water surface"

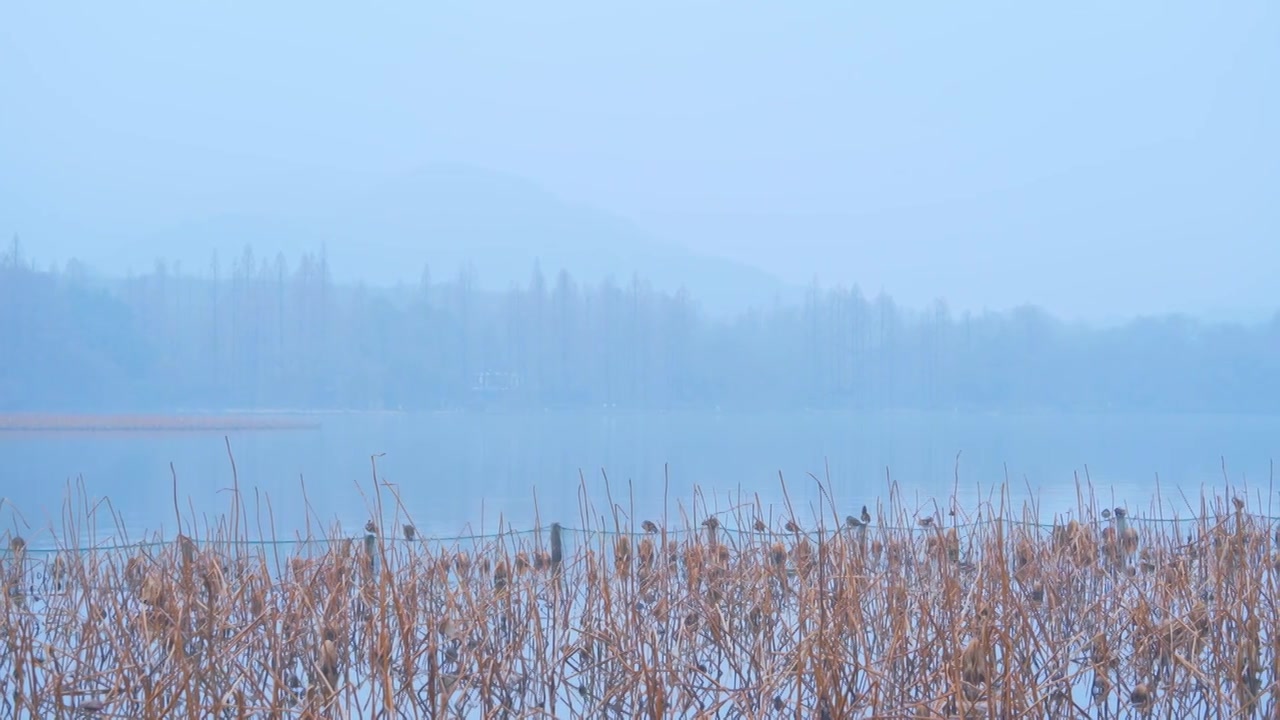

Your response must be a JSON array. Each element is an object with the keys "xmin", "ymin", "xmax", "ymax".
[{"xmin": 2, "ymin": 410, "xmax": 1277, "ymax": 547}]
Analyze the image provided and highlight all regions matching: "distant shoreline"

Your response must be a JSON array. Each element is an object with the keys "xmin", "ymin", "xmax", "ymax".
[{"xmin": 0, "ymin": 413, "xmax": 323, "ymax": 433}]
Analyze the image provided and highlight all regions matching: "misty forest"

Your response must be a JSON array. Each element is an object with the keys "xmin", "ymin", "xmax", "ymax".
[{"xmin": 3, "ymin": 238, "xmax": 1277, "ymax": 414}]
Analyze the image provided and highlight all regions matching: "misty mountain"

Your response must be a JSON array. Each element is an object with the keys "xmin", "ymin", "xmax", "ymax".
[{"xmin": 126, "ymin": 164, "xmax": 800, "ymax": 316}]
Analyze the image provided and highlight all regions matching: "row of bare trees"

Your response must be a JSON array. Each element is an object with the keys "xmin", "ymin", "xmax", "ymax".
[{"xmin": 2, "ymin": 240, "xmax": 1278, "ymax": 412}]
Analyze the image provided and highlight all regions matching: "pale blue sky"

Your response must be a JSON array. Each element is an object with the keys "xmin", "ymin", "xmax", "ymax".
[{"xmin": 1, "ymin": 1, "xmax": 1276, "ymax": 321}]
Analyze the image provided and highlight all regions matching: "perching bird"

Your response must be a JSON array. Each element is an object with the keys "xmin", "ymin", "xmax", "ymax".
[
  {"xmin": 845, "ymin": 515, "xmax": 862, "ymax": 528},
  {"xmin": 702, "ymin": 517, "xmax": 720, "ymax": 530},
  {"xmin": 753, "ymin": 518, "xmax": 767, "ymax": 533},
  {"xmin": 402, "ymin": 524, "xmax": 416, "ymax": 541},
  {"xmin": 642, "ymin": 520, "xmax": 659, "ymax": 534},
  {"xmin": 785, "ymin": 520, "xmax": 801, "ymax": 534},
  {"xmin": 860, "ymin": 506, "xmax": 871, "ymax": 524},
  {"xmin": 365, "ymin": 520, "xmax": 378, "ymax": 535},
  {"xmin": 1102, "ymin": 509, "xmax": 1112, "ymax": 520},
  {"xmin": 918, "ymin": 517, "xmax": 935, "ymax": 528}
]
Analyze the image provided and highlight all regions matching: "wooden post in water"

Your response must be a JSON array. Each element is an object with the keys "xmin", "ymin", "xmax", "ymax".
[{"xmin": 550, "ymin": 522, "xmax": 564, "ymax": 578}]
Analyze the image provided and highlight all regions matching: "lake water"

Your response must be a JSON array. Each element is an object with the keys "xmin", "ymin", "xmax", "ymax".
[{"xmin": 2, "ymin": 410, "xmax": 1277, "ymax": 548}]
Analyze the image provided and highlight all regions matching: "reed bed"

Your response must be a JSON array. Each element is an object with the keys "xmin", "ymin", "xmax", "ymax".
[{"xmin": 2, "ymin": 465, "xmax": 1279, "ymax": 719}]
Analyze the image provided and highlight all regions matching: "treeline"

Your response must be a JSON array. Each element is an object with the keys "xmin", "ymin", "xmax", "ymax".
[{"xmin": 2, "ymin": 240, "xmax": 1278, "ymax": 413}]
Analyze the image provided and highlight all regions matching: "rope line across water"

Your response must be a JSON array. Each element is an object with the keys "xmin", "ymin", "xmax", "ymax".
[{"xmin": 4, "ymin": 512, "xmax": 1277, "ymax": 556}]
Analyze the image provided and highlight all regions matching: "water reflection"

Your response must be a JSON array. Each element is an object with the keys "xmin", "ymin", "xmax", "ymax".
[{"xmin": 1, "ymin": 410, "xmax": 1275, "ymax": 548}]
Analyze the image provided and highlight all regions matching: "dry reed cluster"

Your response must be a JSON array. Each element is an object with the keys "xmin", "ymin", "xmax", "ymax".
[{"xmin": 2, "ymin": 468, "xmax": 1279, "ymax": 719}]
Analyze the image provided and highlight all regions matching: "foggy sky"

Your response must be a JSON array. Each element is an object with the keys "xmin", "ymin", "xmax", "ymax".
[{"xmin": 1, "ymin": 1, "xmax": 1276, "ymax": 322}]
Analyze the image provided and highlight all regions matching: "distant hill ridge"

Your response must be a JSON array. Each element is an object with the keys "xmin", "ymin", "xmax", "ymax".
[{"xmin": 129, "ymin": 164, "xmax": 800, "ymax": 315}]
